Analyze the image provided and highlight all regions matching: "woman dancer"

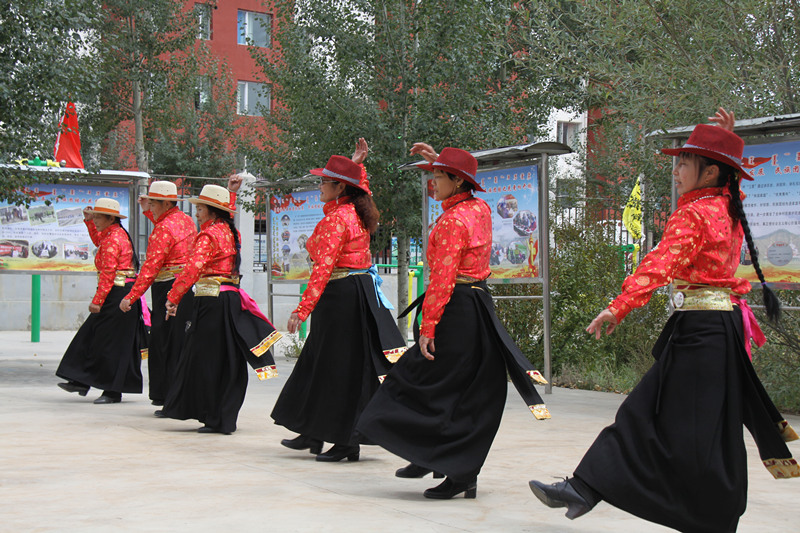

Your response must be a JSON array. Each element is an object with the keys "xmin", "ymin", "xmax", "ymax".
[
  {"xmin": 356, "ymin": 145, "xmax": 549, "ymax": 499},
  {"xmin": 529, "ymin": 110, "xmax": 799, "ymax": 531},
  {"xmin": 119, "ymin": 181, "xmax": 196, "ymax": 408},
  {"xmin": 271, "ymin": 139, "xmax": 406, "ymax": 462},
  {"xmin": 161, "ymin": 183, "xmax": 281, "ymax": 434},
  {"xmin": 57, "ymin": 198, "xmax": 146, "ymax": 404}
]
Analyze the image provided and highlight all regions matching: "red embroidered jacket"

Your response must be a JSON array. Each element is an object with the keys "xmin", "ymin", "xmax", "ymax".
[
  {"xmin": 609, "ymin": 186, "xmax": 751, "ymax": 321},
  {"xmin": 86, "ymin": 219, "xmax": 135, "ymax": 306},
  {"xmin": 167, "ymin": 218, "xmax": 237, "ymax": 304},
  {"xmin": 125, "ymin": 206, "xmax": 197, "ymax": 303},
  {"xmin": 421, "ymin": 192, "xmax": 492, "ymax": 338},
  {"xmin": 294, "ymin": 197, "xmax": 371, "ymax": 321}
]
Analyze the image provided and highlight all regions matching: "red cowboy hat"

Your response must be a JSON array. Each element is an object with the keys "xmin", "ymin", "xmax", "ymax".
[
  {"xmin": 310, "ymin": 155, "xmax": 371, "ymax": 195},
  {"xmin": 416, "ymin": 147, "xmax": 484, "ymax": 192},
  {"xmin": 661, "ymin": 124, "xmax": 753, "ymax": 180}
]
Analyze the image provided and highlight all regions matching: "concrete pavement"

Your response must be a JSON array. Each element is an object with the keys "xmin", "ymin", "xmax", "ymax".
[{"xmin": 1, "ymin": 330, "xmax": 798, "ymax": 532}]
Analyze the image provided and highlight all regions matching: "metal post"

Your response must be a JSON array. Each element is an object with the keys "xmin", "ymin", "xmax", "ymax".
[
  {"xmin": 31, "ymin": 274, "xmax": 41, "ymax": 343},
  {"xmin": 299, "ymin": 282, "xmax": 308, "ymax": 340},
  {"xmin": 540, "ymin": 154, "xmax": 552, "ymax": 394}
]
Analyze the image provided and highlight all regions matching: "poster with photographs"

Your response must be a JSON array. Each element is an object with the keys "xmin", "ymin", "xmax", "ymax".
[
  {"xmin": 737, "ymin": 140, "xmax": 800, "ymax": 288},
  {"xmin": 428, "ymin": 164, "xmax": 540, "ymax": 281},
  {"xmin": 0, "ymin": 184, "xmax": 130, "ymax": 272},
  {"xmin": 269, "ymin": 189, "xmax": 325, "ymax": 281}
]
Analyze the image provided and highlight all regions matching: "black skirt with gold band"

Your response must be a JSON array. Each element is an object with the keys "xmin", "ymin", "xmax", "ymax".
[
  {"xmin": 271, "ymin": 273, "xmax": 407, "ymax": 446},
  {"xmin": 163, "ymin": 278, "xmax": 281, "ymax": 434},
  {"xmin": 147, "ymin": 278, "xmax": 193, "ymax": 404},
  {"xmin": 573, "ymin": 307, "xmax": 799, "ymax": 532},
  {"xmin": 56, "ymin": 282, "xmax": 146, "ymax": 394},
  {"xmin": 356, "ymin": 280, "xmax": 549, "ymax": 483}
]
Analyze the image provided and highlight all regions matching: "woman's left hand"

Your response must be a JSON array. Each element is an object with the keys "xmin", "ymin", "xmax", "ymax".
[
  {"xmin": 227, "ymin": 174, "xmax": 243, "ymax": 193},
  {"xmin": 165, "ymin": 301, "xmax": 178, "ymax": 320},
  {"xmin": 419, "ymin": 335, "xmax": 435, "ymax": 360},
  {"xmin": 709, "ymin": 107, "xmax": 735, "ymax": 131},
  {"xmin": 88, "ymin": 303, "xmax": 101, "ymax": 313},
  {"xmin": 287, "ymin": 312, "xmax": 303, "ymax": 334}
]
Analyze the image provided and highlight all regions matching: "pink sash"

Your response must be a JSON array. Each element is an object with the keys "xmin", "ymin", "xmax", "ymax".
[
  {"xmin": 220, "ymin": 285, "xmax": 275, "ymax": 327},
  {"xmin": 731, "ymin": 295, "xmax": 766, "ymax": 359}
]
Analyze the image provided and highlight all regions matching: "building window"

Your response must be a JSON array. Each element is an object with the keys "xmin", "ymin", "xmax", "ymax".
[
  {"xmin": 195, "ymin": 3, "xmax": 211, "ymax": 40},
  {"xmin": 556, "ymin": 121, "xmax": 580, "ymax": 148},
  {"xmin": 237, "ymin": 10, "xmax": 271, "ymax": 48},
  {"xmin": 237, "ymin": 81, "xmax": 270, "ymax": 116},
  {"xmin": 195, "ymin": 76, "xmax": 211, "ymax": 110}
]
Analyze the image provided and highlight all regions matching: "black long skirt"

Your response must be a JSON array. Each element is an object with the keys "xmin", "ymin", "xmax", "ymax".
[
  {"xmin": 574, "ymin": 308, "xmax": 799, "ymax": 532},
  {"xmin": 56, "ymin": 283, "xmax": 146, "ymax": 394},
  {"xmin": 356, "ymin": 281, "xmax": 549, "ymax": 482},
  {"xmin": 147, "ymin": 280, "xmax": 193, "ymax": 403},
  {"xmin": 163, "ymin": 289, "xmax": 280, "ymax": 434},
  {"xmin": 271, "ymin": 273, "xmax": 407, "ymax": 446}
]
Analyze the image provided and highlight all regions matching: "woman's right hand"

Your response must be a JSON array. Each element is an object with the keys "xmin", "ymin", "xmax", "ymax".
[
  {"xmin": 709, "ymin": 107, "xmax": 735, "ymax": 131},
  {"xmin": 83, "ymin": 207, "xmax": 93, "ymax": 221},
  {"xmin": 419, "ymin": 335, "xmax": 436, "ymax": 360},
  {"xmin": 351, "ymin": 138, "xmax": 369, "ymax": 164},
  {"xmin": 586, "ymin": 309, "xmax": 619, "ymax": 340},
  {"xmin": 287, "ymin": 312, "xmax": 303, "ymax": 334},
  {"xmin": 410, "ymin": 143, "xmax": 438, "ymax": 163},
  {"xmin": 137, "ymin": 195, "xmax": 150, "ymax": 212}
]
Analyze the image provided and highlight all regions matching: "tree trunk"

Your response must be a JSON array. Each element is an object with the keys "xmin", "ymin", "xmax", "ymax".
[
  {"xmin": 132, "ymin": 79, "xmax": 148, "ymax": 172},
  {"xmin": 396, "ymin": 232, "xmax": 410, "ymax": 340}
]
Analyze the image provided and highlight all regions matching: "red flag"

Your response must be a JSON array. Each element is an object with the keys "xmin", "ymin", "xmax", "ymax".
[{"xmin": 54, "ymin": 102, "xmax": 84, "ymax": 168}]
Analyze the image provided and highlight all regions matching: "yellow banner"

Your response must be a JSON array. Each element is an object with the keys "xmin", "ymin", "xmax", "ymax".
[{"xmin": 623, "ymin": 177, "xmax": 642, "ymax": 241}]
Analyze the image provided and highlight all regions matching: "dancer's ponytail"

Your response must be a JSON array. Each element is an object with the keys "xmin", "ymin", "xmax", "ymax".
[
  {"xmin": 728, "ymin": 177, "xmax": 781, "ymax": 323},
  {"xmin": 114, "ymin": 218, "xmax": 140, "ymax": 271},
  {"xmin": 209, "ymin": 207, "xmax": 241, "ymax": 276}
]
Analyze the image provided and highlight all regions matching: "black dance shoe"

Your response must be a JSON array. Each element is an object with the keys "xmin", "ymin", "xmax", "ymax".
[
  {"xmin": 151, "ymin": 400, "xmax": 164, "ymax": 406},
  {"xmin": 93, "ymin": 394, "xmax": 121, "ymax": 404},
  {"xmin": 528, "ymin": 478, "xmax": 591, "ymax": 519},
  {"xmin": 316, "ymin": 444, "xmax": 360, "ymax": 462},
  {"xmin": 395, "ymin": 463, "xmax": 444, "ymax": 479},
  {"xmin": 58, "ymin": 382, "xmax": 89, "ymax": 396},
  {"xmin": 423, "ymin": 477, "xmax": 477, "ymax": 499},
  {"xmin": 153, "ymin": 410, "xmax": 166, "ymax": 418},
  {"xmin": 280, "ymin": 435, "xmax": 323, "ymax": 454},
  {"xmin": 198, "ymin": 426, "xmax": 231, "ymax": 435}
]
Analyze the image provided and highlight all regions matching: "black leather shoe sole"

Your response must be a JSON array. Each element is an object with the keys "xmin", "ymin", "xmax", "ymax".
[
  {"xmin": 281, "ymin": 436, "xmax": 323, "ymax": 454},
  {"xmin": 423, "ymin": 478, "xmax": 477, "ymax": 499},
  {"xmin": 198, "ymin": 426, "xmax": 231, "ymax": 435},
  {"xmin": 154, "ymin": 410, "xmax": 166, "ymax": 418},
  {"xmin": 58, "ymin": 382, "xmax": 89, "ymax": 396},
  {"xmin": 395, "ymin": 464, "xmax": 444, "ymax": 479},
  {"xmin": 316, "ymin": 446, "xmax": 360, "ymax": 462},
  {"xmin": 93, "ymin": 395, "xmax": 121, "ymax": 404}
]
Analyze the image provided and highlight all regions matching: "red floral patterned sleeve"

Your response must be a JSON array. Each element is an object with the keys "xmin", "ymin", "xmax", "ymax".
[
  {"xmin": 167, "ymin": 234, "xmax": 215, "ymax": 304},
  {"xmin": 294, "ymin": 213, "xmax": 347, "ymax": 322},
  {"xmin": 125, "ymin": 223, "xmax": 172, "ymax": 303},
  {"xmin": 85, "ymin": 219, "xmax": 102, "ymax": 246},
  {"xmin": 420, "ymin": 217, "xmax": 468, "ymax": 338},
  {"xmin": 609, "ymin": 208, "xmax": 703, "ymax": 321},
  {"xmin": 92, "ymin": 232, "xmax": 123, "ymax": 306}
]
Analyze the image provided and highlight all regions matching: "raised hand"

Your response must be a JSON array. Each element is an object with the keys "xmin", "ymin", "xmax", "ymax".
[{"xmin": 708, "ymin": 107, "xmax": 735, "ymax": 131}]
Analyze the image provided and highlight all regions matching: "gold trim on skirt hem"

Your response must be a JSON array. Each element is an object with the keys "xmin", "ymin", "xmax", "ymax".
[
  {"xmin": 251, "ymin": 330, "xmax": 282, "ymax": 357},
  {"xmin": 530, "ymin": 404, "xmax": 551, "ymax": 420},
  {"xmin": 255, "ymin": 365, "xmax": 278, "ymax": 380},
  {"xmin": 527, "ymin": 370, "xmax": 548, "ymax": 385},
  {"xmin": 378, "ymin": 374, "xmax": 386, "ymax": 384},
  {"xmin": 383, "ymin": 346, "xmax": 407, "ymax": 363},
  {"xmin": 764, "ymin": 457, "xmax": 800, "ymax": 479},
  {"xmin": 140, "ymin": 348, "xmax": 149, "ymax": 360},
  {"xmin": 779, "ymin": 420, "xmax": 799, "ymax": 442}
]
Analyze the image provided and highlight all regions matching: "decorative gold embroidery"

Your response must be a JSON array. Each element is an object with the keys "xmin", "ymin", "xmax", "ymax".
[
  {"xmin": 154, "ymin": 265, "xmax": 185, "ymax": 282},
  {"xmin": 140, "ymin": 348, "xmax": 149, "ymax": 360},
  {"xmin": 779, "ymin": 420, "xmax": 799, "ymax": 442},
  {"xmin": 110, "ymin": 270, "xmax": 136, "ymax": 287},
  {"xmin": 671, "ymin": 281, "xmax": 732, "ymax": 311},
  {"xmin": 763, "ymin": 457, "xmax": 800, "ymax": 479},
  {"xmin": 383, "ymin": 346, "xmax": 407, "ymax": 363},
  {"xmin": 377, "ymin": 375, "xmax": 386, "ymax": 384},
  {"xmin": 255, "ymin": 365, "xmax": 279, "ymax": 380},
  {"xmin": 527, "ymin": 370, "xmax": 548, "ymax": 385},
  {"xmin": 194, "ymin": 276, "xmax": 240, "ymax": 297},
  {"xmin": 530, "ymin": 404, "xmax": 551, "ymax": 420},
  {"xmin": 251, "ymin": 330, "xmax": 282, "ymax": 357}
]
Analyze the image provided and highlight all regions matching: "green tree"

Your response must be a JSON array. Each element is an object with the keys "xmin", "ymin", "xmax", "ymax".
[
  {"xmin": 0, "ymin": 0, "xmax": 99, "ymax": 205},
  {"xmin": 249, "ymin": 0, "xmax": 556, "ymax": 336}
]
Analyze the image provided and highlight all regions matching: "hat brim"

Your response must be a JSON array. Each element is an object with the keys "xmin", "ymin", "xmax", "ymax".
[
  {"xmin": 140, "ymin": 194, "xmax": 180, "ymax": 201},
  {"xmin": 310, "ymin": 167, "xmax": 371, "ymax": 194},
  {"xmin": 188, "ymin": 197, "xmax": 236, "ymax": 213},
  {"xmin": 415, "ymin": 162, "xmax": 486, "ymax": 192},
  {"xmin": 661, "ymin": 147, "xmax": 753, "ymax": 181},
  {"xmin": 84, "ymin": 208, "xmax": 126, "ymax": 219}
]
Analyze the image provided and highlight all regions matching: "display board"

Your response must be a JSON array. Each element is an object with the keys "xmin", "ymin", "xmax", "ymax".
[
  {"xmin": 0, "ymin": 184, "xmax": 131, "ymax": 272},
  {"xmin": 738, "ymin": 140, "xmax": 800, "ymax": 288},
  {"xmin": 427, "ymin": 164, "xmax": 540, "ymax": 281},
  {"xmin": 268, "ymin": 189, "xmax": 324, "ymax": 281}
]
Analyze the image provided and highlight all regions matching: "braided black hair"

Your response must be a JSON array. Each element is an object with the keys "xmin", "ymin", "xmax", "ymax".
[
  {"xmin": 693, "ymin": 154, "xmax": 781, "ymax": 323},
  {"xmin": 208, "ymin": 206, "xmax": 241, "ymax": 276},
  {"xmin": 113, "ymin": 218, "xmax": 140, "ymax": 271}
]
